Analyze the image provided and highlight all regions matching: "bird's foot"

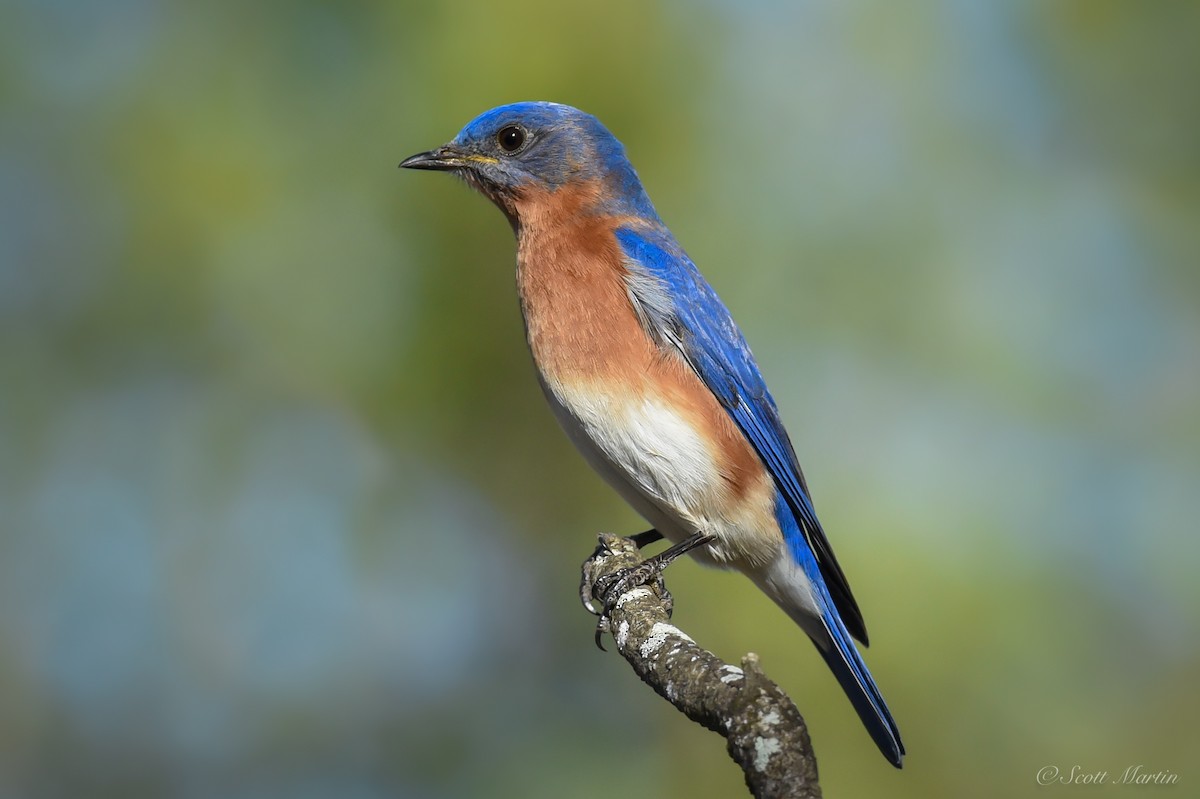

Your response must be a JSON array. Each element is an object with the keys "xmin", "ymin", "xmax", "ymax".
[
  {"xmin": 581, "ymin": 531, "xmax": 715, "ymax": 650},
  {"xmin": 579, "ymin": 529, "xmax": 662, "ymax": 616}
]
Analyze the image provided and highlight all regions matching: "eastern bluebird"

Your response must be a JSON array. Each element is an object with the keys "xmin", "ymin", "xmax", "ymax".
[{"xmin": 401, "ymin": 102, "xmax": 904, "ymax": 768}]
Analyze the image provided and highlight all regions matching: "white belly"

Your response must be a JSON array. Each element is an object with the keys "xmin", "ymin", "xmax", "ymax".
[{"xmin": 539, "ymin": 375, "xmax": 781, "ymax": 570}]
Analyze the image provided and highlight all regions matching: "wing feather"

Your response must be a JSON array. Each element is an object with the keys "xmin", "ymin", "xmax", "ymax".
[{"xmin": 616, "ymin": 226, "xmax": 868, "ymax": 644}]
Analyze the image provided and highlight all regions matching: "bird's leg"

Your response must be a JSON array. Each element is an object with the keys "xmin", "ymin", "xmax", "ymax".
[
  {"xmin": 622, "ymin": 528, "xmax": 670, "ymax": 611},
  {"xmin": 591, "ymin": 531, "xmax": 716, "ymax": 619},
  {"xmin": 628, "ymin": 528, "xmax": 664, "ymax": 548}
]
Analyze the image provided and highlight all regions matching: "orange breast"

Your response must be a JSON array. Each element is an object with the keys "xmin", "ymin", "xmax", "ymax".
[{"xmin": 513, "ymin": 185, "xmax": 768, "ymax": 505}]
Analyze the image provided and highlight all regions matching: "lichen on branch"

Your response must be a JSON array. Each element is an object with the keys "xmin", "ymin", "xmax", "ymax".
[{"xmin": 581, "ymin": 533, "xmax": 822, "ymax": 799}]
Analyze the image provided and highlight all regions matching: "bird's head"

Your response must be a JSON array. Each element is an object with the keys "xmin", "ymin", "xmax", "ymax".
[{"xmin": 400, "ymin": 102, "xmax": 657, "ymax": 227}]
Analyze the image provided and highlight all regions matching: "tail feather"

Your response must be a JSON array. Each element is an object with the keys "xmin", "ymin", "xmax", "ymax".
[
  {"xmin": 752, "ymin": 533, "xmax": 905, "ymax": 768},
  {"xmin": 815, "ymin": 609, "xmax": 905, "ymax": 768}
]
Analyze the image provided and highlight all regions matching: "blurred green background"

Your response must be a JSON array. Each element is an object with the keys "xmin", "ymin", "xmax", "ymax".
[{"xmin": 2, "ymin": 0, "xmax": 1198, "ymax": 797}]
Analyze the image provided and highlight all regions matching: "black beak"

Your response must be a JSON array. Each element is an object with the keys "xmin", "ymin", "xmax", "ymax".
[{"xmin": 399, "ymin": 146, "xmax": 465, "ymax": 171}]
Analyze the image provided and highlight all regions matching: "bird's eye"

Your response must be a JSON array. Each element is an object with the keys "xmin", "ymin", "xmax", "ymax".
[{"xmin": 496, "ymin": 125, "xmax": 526, "ymax": 153}]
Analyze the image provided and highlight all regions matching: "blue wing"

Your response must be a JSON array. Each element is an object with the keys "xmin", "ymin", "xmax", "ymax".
[
  {"xmin": 615, "ymin": 225, "xmax": 868, "ymax": 643},
  {"xmin": 615, "ymin": 224, "xmax": 904, "ymax": 767}
]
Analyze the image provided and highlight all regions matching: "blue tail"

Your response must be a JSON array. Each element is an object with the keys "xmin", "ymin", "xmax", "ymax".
[
  {"xmin": 813, "ymin": 599, "xmax": 905, "ymax": 768},
  {"xmin": 772, "ymin": 504, "xmax": 905, "ymax": 768}
]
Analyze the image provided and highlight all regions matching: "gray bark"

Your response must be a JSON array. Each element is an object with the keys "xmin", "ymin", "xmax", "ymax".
[{"xmin": 581, "ymin": 533, "xmax": 822, "ymax": 799}]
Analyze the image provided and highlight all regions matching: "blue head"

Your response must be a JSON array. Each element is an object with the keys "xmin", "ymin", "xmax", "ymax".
[{"xmin": 400, "ymin": 102, "xmax": 659, "ymax": 226}]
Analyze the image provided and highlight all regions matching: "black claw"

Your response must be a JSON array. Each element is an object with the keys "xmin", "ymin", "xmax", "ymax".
[{"xmin": 581, "ymin": 536, "xmax": 617, "ymax": 616}]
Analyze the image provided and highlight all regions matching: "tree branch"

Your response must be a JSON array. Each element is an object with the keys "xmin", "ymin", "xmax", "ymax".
[{"xmin": 581, "ymin": 533, "xmax": 822, "ymax": 799}]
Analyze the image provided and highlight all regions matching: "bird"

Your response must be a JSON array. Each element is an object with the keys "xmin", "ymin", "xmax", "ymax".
[{"xmin": 400, "ymin": 102, "xmax": 904, "ymax": 768}]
